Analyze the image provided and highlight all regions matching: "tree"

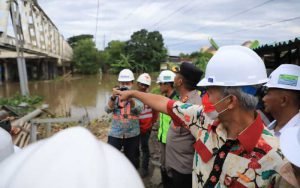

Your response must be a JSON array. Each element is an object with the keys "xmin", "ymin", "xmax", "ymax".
[
  {"xmin": 98, "ymin": 50, "xmax": 110, "ymax": 72},
  {"xmin": 105, "ymin": 40, "xmax": 126, "ymax": 59},
  {"xmin": 72, "ymin": 39, "xmax": 100, "ymax": 74},
  {"xmin": 194, "ymin": 51, "xmax": 213, "ymax": 73},
  {"xmin": 110, "ymin": 54, "xmax": 135, "ymax": 73},
  {"xmin": 67, "ymin": 34, "xmax": 93, "ymax": 48},
  {"xmin": 125, "ymin": 29, "xmax": 167, "ymax": 72},
  {"xmin": 104, "ymin": 40, "xmax": 126, "ymax": 69},
  {"xmin": 190, "ymin": 51, "xmax": 200, "ymax": 59},
  {"xmin": 179, "ymin": 53, "xmax": 189, "ymax": 58}
]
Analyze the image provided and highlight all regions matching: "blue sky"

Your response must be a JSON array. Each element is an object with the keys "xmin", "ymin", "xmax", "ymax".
[{"xmin": 38, "ymin": 0, "xmax": 300, "ymax": 55}]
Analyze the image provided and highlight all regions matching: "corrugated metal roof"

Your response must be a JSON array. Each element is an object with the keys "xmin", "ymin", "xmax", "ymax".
[{"xmin": 254, "ymin": 37, "xmax": 300, "ymax": 51}]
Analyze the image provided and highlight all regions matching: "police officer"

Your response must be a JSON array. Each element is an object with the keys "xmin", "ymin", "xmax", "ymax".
[{"xmin": 166, "ymin": 62, "xmax": 202, "ymax": 188}]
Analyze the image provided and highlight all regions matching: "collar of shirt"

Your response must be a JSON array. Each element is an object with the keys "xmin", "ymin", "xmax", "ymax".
[
  {"xmin": 279, "ymin": 112, "xmax": 300, "ymax": 134},
  {"xmin": 267, "ymin": 112, "xmax": 300, "ymax": 137},
  {"xmin": 214, "ymin": 113, "xmax": 264, "ymax": 153},
  {"xmin": 180, "ymin": 90, "xmax": 199, "ymax": 103},
  {"xmin": 168, "ymin": 90, "xmax": 177, "ymax": 99},
  {"xmin": 267, "ymin": 120, "xmax": 277, "ymax": 130}
]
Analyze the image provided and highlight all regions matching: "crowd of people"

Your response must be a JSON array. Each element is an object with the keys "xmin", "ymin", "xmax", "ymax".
[
  {"xmin": 112, "ymin": 46, "xmax": 300, "ymax": 187},
  {"xmin": 0, "ymin": 45, "xmax": 299, "ymax": 188}
]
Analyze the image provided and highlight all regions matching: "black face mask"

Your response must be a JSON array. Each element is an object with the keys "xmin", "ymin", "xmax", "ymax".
[{"xmin": 0, "ymin": 119, "xmax": 12, "ymax": 133}]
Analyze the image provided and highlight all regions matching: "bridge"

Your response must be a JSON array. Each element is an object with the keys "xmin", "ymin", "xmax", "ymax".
[{"xmin": 0, "ymin": 0, "xmax": 73, "ymax": 94}]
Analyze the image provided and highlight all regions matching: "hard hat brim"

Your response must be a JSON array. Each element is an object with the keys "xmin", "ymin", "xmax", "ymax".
[
  {"xmin": 137, "ymin": 81, "xmax": 150, "ymax": 86},
  {"xmin": 197, "ymin": 78, "xmax": 269, "ymax": 87},
  {"xmin": 264, "ymin": 83, "xmax": 300, "ymax": 91},
  {"xmin": 280, "ymin": 127, "xmax": 300, "ymax": 167},
  {"xmin": 118, "ymin": 79, "xmax": 134, "ymax": 82}
]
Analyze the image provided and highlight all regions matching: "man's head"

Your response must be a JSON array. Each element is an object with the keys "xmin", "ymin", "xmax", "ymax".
[
  {"xmin": 157, "ymin": 70, "xmax": 175, "ymax": 95},
  {"xmin": 172, "ymin": 62, "xmax": 203, "ymax": 92},
  {"xmin": 197, "ymin": 46, "xmax": 268, "ymax": 121},
  {"xmin": 263, "ymin": 64, "xmax": 300, "ymax": 115},
  {"xmin": 137, "ymin": 73, "xmax": 151, "ymax": 92},
  {"xmin": 118, "ymin": 69, "xmax": 134, "ymax": 90}
]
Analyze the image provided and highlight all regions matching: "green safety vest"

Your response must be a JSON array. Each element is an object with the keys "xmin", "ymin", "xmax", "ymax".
[{"xmin": 157, "ymin": 91, "xmax": 178, "ymax": 144}]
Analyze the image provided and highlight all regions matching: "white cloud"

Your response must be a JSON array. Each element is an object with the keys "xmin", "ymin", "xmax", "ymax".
[{"xmin": 38, "ymin": 0, "xmax": 300, "ymax": 54}]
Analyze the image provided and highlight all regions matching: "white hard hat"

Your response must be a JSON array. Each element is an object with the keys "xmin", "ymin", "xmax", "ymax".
[
  {"xmin": 197, "ymin": 45, "xmax": 268, "ymax": 87},
  {"xmin": 0, "ymin": 127, "xmax": 14, "ymax": 162},
  {"xmin": 280, "ymin": 126, "xmax": 300, "ymax": 167},
  {"xmin": 157, "ymin": 70, "xmax": 176, "ymax": 83},
  {"xmin": 118, "ymin": 69, "xmax": 135, "ymax": 82},
  {"xmin": 264, "ymin": 64, "xmax": 300, "ymax": 91},
  {"xmin": 137, "ymin": 73, "xmax": 151, "ymax": 86},
  {"xmin": 0, "ymin": 127, "xmax": 144, "ymax": 188}
]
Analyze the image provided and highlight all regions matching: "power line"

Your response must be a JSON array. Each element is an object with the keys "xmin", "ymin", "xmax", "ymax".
[
  {"xmin": 150, "ymin": 0, "xmax": 196, "ymax": 30},
  {"xmin": 168, "ymin": 15, "xmax": 300, "ymax": 47},
  {"xmin": 221, "ymin": 0, "xmax": 275, "ymax": 21},
  {"xmin": 143, "ymin": 0, "xmax": 181, "ymax": 28},
  {"xmin": 94, "ymin": 0, "xmax": 100, "ymax": 44},
  {"xmin": 167, "ymin": 0, "xmax": 275, "ymax": 47},
  {"xmin": 151, "ymin": 1, "xmax": 203, "ymax": 30},
  {"xmin": 122, "ymin": 0, "xmax": 153, "ymax": 21},
  {"xmin": 110, "ymin": 0, "xmax": 153, "ymax": 39},
  {"xmin": 218, "ymin": 15, "xmax": 300, "ymax": 36}
]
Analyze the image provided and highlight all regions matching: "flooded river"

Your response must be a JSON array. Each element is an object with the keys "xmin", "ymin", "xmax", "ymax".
[{"xmin": 0, "ymin": 74, "xmax": 120, "ymax": 119}]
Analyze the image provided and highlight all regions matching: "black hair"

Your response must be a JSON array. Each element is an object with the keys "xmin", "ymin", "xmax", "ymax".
[{"xmin": 178, "ymin": 74, "xmax": 196, "ymax": 91}]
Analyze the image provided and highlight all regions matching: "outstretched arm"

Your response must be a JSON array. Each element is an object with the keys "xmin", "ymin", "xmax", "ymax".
[{"xmin": 114, "ymin": 89, "xmax": 169, "ymax": 114}]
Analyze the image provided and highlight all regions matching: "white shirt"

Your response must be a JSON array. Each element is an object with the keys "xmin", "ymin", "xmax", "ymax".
[{"xmin": 268, "ymin": 112, "xmax": 300, "ymax": 137}]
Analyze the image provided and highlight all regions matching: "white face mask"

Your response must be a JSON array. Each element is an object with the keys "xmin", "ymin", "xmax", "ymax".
[
  {"xmin": 207, "ymin": 95, "xmax": 232, "ymax": 120},
  {"xmin": 206, "ymin": 110, "xmax": 219, "ymax": 120}
]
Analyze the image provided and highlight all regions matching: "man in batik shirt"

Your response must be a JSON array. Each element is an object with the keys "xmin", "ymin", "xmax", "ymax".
[{"xmin": 114, "ymin": 46, "xmax": 293, "ymax": 187}]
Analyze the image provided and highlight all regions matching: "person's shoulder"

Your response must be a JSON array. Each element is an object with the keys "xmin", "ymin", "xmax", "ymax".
[
  {"xmin": 187, "ymin": 90, "xmax": 202, "ymax": 105},
  {"xmin": 133, "ymin": 98, "xmax": 143, "ymax": 106},
  {"xmin": 260, "ymin": 127, "xmax": 278, "ymax": 146}
]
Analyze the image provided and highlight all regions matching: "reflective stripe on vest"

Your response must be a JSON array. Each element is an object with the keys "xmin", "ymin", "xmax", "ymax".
[
  {"xmin": 139, "ymin": 113, "xmax": 153, "ymax": 119},
  {"xmin": 113, "ymin": 98, "xmax": 138, "ymax": 120},
  {"xmin": 139, "ymin": 105, "xmax": 153, "ymax": 120}
]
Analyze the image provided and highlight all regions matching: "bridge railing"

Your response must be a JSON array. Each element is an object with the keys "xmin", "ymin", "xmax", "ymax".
[{"xmin": 0, "ymin": 0, "xmax": 72, "ymax": 61}]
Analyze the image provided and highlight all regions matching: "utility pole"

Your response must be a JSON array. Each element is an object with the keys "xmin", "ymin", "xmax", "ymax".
[
  {"xmin": 9, "ymin": 0, "xmax": 29, "ymax": 95},
  {"xmin": 95, "ymin": 0, "xmax": 100, "ymax": 45},
  {"xmin": 103, "ymin": 34, "xmax": 106, "ymax": 50}
]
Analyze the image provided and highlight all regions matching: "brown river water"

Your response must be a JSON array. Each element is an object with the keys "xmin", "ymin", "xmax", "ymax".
[{"xmin": 0, "ymin": 74, "xmax": 120, "ymax": 119}]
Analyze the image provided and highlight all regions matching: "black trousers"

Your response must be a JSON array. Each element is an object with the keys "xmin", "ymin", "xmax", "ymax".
[
  {"xmin": 169, "ymin": 168, "xmax": 192, "ymax": 188},
  {"xmin": 139, "ymin": 131, "xmax": 151, "ymax": 170},
  {"xmin": 108, "ymin": 135, "xmax": 140, "ymax": 169}
]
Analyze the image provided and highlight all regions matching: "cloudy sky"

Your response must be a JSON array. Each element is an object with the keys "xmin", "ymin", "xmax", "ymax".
[{"xmin": 38, "ymin": 0, "xmax": 300, "ymax": 55}]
